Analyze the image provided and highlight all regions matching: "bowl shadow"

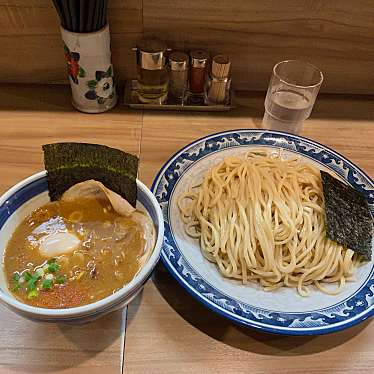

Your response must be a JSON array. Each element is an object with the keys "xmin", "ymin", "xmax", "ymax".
[
  {"xmin": 6, "ymin": 308, "xmax": 126, "ymax": 373},
  {"xmin": 153, "ymin": 262, "xmax": 371, "ymax": 356}
]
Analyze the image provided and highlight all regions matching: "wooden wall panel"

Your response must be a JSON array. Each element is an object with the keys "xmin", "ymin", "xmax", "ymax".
[
  {"xmin": 0, "ymin": 0, "xmax": 142, "ymax": 84},
  {"xmin": 143, "ymin": 0, "xmax": 374, "ymax": 94},
  {"xmin": 0, "ymin": 0, "xmax": 373, "ymax": 93}
]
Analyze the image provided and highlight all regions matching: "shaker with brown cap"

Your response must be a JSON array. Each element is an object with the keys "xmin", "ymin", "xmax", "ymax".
[
  {"xmin": 169, "ymin": 51, "xmax": 189, "ymax": 100},
  {"xmin": 136, "ymin": 38, "xmax": 169, "ymax": 104},
  {"xmin": 189, "ymin": 50, "xmax": 209, "ymax": 94}
]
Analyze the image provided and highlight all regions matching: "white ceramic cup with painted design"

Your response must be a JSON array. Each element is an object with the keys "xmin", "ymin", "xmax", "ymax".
[{"xmin": 60, "ymin": 25, "xmax": 118, "ymax": 113}]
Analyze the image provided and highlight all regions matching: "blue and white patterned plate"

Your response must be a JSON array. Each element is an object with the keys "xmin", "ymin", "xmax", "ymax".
[{"xmin": 151, "ymin": 130, "xmax": 374, "ymax": 335}]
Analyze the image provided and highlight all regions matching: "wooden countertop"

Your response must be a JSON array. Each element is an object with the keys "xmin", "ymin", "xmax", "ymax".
[{"xmin": 0, "ymin": 84, "xmax": 373, "ymax": 374}]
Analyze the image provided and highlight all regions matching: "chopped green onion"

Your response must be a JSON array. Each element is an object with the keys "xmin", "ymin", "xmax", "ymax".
[
  {"xmin": 41, "ymin": 279, "xmax": 53, "ymax": 290},
  {"xmin": 12, "ymin": 284, "xmax": 21, "ymax": 292},
  {"xmin": 47, "ymin": 262, "xmax": 60, "ymax": 273},
  {"xmin": 12, "ymin": 272, "xmax": 20, "ymax": 281},
  {"xmin": 27, "ymin": 273, "xmax": 41, "ymax": 291},
  {"xmin": 27, "ymin": 281, "xmax": 36, "ymax": 291},
  {"xmin": 27, "ymin": 289, "xmax": 38, "ymax": 299},
  {"xmin": 23, "ymin": 272, "xmax": 32, "ymax": 282},
  {"xmin": 55, "ymin": 275, "xmax": 66, "ymax": 284}
]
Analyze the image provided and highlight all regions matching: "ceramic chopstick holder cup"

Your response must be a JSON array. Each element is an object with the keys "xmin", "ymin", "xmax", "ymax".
[{"xmin": 60, "ymin": 25, "xmax": 117, "ymax": 113}]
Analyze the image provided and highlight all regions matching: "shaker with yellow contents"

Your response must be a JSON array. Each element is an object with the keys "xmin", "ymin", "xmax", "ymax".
[{"xmin": 136, "ymin": 38, "xmax": 169, "ymax": 104}]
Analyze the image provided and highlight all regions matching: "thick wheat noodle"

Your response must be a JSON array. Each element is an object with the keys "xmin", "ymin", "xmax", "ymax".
[{"xmin": 178, "ymin": 150, "xmax": 362, "ymax": 296}]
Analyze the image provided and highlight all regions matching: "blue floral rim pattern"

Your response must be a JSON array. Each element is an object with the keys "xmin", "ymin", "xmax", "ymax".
[{"xmin": 151, "ymin": 129, "xmax": 374, "ymax": 335}]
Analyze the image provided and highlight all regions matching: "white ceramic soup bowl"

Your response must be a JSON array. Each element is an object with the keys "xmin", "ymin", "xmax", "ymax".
[{"xmin": 0, "ymin": 171, "xmax": 164, "ymax": 323}]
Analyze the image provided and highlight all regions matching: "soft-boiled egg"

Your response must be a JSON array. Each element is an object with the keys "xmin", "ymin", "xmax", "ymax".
[{"xmin": 39, "ymin": 231, "xmax": 81, "ymax": 257}]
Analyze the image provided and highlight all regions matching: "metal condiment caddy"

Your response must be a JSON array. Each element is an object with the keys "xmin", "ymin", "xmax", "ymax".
[{"xmin": 124, "ymin": 38, "xmax": 234, "ymax": 112}]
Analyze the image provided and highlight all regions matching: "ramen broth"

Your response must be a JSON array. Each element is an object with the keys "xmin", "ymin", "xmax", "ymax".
[{"xmin": 4, "ymin": 198, "xmax": 148, "ymax": 308}]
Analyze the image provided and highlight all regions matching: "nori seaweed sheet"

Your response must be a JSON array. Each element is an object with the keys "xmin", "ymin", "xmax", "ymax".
[
  {"xmin": 43, "ymin": 143, "xmax": 139, "ymax": 207},
  {"xmin": 321, "ymin": 171, "xmax": 373, "ymax": 260}
]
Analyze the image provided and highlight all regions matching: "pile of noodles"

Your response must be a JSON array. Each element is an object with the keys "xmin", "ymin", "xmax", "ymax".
[{"xmin": 178, "ymin": 150, "xmax": 361, "ymax": 296}]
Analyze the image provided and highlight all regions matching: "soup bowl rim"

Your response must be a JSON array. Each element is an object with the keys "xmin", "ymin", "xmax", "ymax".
[{"xmin": 0, "ymin": 170, "xmax": 164, "ymax": 318}]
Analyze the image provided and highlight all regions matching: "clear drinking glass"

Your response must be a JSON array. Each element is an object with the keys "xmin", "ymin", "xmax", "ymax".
[{"xmin": 262, "ymin": 60, "xmax": 323, "ymax": 134}]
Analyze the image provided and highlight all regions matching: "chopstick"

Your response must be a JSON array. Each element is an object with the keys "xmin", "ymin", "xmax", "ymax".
[
  {"xmin": 52, "ymin": 0, "xmax": 109, "ymax": 33},
  {"xmin": 100, "ymin": 0, "xmax": 105, "ymax": 29},
  {"xmin": 79, "ymin": 0, "xmax": 86, "ymax": 32},
  {"xmin": 87, "ymin": 0, "xmax": 96, "ymax": 32},
  {"xmin": 68, "ymin": 0, "xmax": 78, "ymax": 32},
  {"xmin": 94, "ymin": 0, "xmax": 102, "ymax": 31},
  {"xmin": 103, "ymin": 0, "xmax": 108, "ymax": 28},
  {"xmin": 52, "ymin": 0, "xmax": 66, "ymax": 28},
  {"xmin": 61, "ymin": 0, "xmax": 72, "ymax": 31}
]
